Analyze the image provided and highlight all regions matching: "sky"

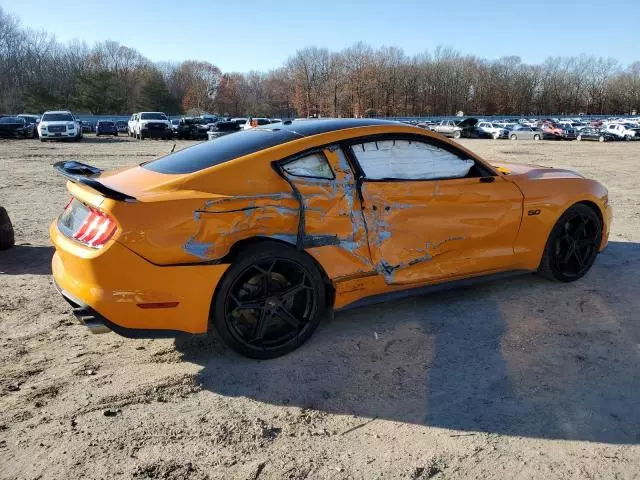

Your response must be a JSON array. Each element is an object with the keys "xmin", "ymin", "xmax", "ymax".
[{"xmin": 2, "ymin": 0, "xmax": 639, "ymax": 72}]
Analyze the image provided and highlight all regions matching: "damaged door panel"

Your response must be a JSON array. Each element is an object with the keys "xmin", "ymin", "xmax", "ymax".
[
  {"xmin": 348, "ymin": 136, "xmax": 525, "ymax": 285},
  {"xmin": 279, "ymin": 146, "xmax": 374, "ymax": 279},
  {"xmin": 360, "ymin": 177, "xmax": 523, "ymax": 284}
]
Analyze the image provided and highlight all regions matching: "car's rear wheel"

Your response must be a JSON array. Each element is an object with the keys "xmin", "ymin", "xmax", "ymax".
[
  {"xmin": 538, "ymin": 204, "xmax": 602, "ymax": 282},
  {"xmin": 212, "ymin": 243, "xmax": 327, "ymax": 358},
  {"xmin": 576, "ymin": 135, "xmax": 582, "ymax": 141},
  {"xmin": 453, "ymin": 130, "xmax": 461, "ymax": 139},
  {"xmin": 510, "ymin": 134, "xmax": 517, "ymax": 140},
  {"xmin": 533, "ymin": 134, "xmax": 541, "ymax": 141}
]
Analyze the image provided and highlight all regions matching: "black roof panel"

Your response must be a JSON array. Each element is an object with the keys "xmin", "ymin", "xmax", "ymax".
[
  {"xmin": 260, "ymin": 118, "xmax": 401, "ymax": 136},
  {"xmin": 143, "ymin": 118, "xmax": 401, "ymax": 175}
]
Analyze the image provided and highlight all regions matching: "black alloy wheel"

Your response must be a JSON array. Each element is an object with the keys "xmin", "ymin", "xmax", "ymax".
[
  {"xmin": 539, "ymin": 204, "xmax": 602, "ymax": 282},
  {"xmin": 212, "ymin": 243, "xmax": 326, "ymax": 358}
]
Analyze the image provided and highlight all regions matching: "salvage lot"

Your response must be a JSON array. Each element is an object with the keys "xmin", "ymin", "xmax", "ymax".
[{"xmin": 1, "ymin": 136, "xmax": 639, "ymax": 479}]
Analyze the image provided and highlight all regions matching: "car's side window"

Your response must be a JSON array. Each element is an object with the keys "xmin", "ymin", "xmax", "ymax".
[
  {"xmin": 351, "ymin": 139, "xmax": 476, "ymax": 181},
  {"xmin": 283, "ymin": 151, "xmax": 334, "ymax": 179}
]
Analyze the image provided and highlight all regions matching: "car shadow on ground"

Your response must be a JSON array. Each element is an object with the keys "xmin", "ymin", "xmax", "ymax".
[
  {"xmin": 0, "ymin": 244, "xmax": 54, "ymax": 275},
  {"xmin": 78, "ymin": 137, "xmax": 129, "ymax": 144},
  {"xmin": 176, "ymin": 241, "xmax": 640, "ymax": 444}
]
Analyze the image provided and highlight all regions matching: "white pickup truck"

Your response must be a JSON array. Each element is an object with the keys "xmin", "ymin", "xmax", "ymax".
[
  {"xmin": 129, "ymin": 112, "xmax": 173, "ymax": 140},
  {"xmin": 603, "ymin": 123, "xmax": 638, "ymax": 141}
]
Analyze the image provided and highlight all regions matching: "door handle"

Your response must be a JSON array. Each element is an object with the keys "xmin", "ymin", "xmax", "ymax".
[{"xmin": 480, "ymin": 176, "xmax": 495, "ymax": 183}]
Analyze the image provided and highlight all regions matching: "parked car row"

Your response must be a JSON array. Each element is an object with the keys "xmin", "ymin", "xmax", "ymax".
[
  {"xmin": 3, "ymin": 112, "xmax": 638, "ymax": 143},
  {"xmin": 409, "ymin": 116, "xmax": 639, "ymax": 142}
]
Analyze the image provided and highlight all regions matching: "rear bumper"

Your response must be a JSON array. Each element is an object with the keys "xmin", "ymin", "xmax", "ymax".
[
  {"xmin": 50, "ymin": 221, "xmax": 229, "ymax": 336},
  {"xmin": 54, "ymin": 283, "xmax": 113, "ymax": 334}
]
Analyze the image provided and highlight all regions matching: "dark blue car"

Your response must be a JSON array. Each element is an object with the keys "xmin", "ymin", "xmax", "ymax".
[{"xmin": 96, "ymin": 120, "xmax": 118, "ymax": 136}]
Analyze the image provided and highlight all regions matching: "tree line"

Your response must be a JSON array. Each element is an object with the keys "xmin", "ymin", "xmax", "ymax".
[{"xmin": 1, "ymin": 7, "xmax": 639, "ymax": 118}]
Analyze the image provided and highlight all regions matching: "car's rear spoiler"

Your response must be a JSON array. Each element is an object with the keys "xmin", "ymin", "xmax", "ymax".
[{"xmin": 53, "ymin": 161, "xmax": 136, "ymax": 202}]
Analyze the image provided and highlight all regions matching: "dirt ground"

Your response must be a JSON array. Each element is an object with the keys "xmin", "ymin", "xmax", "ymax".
[{"xmin": 0, "ymin": 135, "xmax": 639, "ymax": 480}]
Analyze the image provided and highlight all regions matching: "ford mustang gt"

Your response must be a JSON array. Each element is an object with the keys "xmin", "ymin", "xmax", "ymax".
[{"xmin": 50, "ymin": 119, "xmax": 611, "ymax": 358}]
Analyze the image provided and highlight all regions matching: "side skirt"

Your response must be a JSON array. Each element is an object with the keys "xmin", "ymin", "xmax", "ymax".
[{"xmin": 335, "ymin": 269, "xmax": 532, "ymax": 312}]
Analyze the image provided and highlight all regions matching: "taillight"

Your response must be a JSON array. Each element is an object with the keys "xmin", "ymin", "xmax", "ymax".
[{"xmin": 59, "ymin": 199, "xmax": 117, "ymax": 248}]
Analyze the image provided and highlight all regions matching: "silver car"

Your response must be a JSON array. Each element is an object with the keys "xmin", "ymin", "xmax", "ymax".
[
  {"xmin": 508, "ymin": 125, "xmax": 542, "ymax": 141},
  {"xmin": 433, "ymin": 120, "xmax": 462, "ymax": 139}
]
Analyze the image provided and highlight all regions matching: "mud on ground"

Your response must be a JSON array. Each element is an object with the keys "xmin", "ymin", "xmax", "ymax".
[{"xmin": 0, "ymin": 136, "xmax": 639, "ymax": 479}]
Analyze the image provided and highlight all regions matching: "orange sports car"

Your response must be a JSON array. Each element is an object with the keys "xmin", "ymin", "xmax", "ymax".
[{"xmin": 50, "ymin": 119, "xmax": 611, "ymax": 358}]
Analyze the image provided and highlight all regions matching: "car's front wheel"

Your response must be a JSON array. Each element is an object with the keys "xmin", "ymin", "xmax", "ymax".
[
  {"xmin": 533, "ymin": 134, "xmax": 541, "ymax": 141},
  {"xmin": 510, "ymin": 134, "xmax": 517, "ymax": 140},
  {"xmin": 453, "ymin": 130, "xmax": 461, "ymax": 139},
  {"xmin": 599, "ymin": 135, "xmax": 605, "ymax": 142},
  {"xmin": 538, "ymin": 203, "xmax": 602, "ymax": 282},
  {"xmin": 576, "ymin": 135, "xmax": 582, "ymax": 141},
  {"xmin": 212, "ymin": 242, "xmax": 327, "ymax": 358}
]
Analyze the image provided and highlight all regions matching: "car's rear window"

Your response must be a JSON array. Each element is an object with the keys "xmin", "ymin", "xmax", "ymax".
[{"xmin": 142, "ymin": 128, "xmax": 303, "ymax": 174}]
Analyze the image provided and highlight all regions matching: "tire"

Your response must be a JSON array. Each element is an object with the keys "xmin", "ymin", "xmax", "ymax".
[
  {"xmin": 40, "ymin": 138, "xmax": 46, "ymax": 142},
  {"xmin": 576, "ymin": 135, "xmax": 581, "ymax": 141},
  {"xmin": 624, "ymin": 135, "xmax": 631, "ymax": 141},
  {"xmin": 212, "ymin": 242, "xmax": 327, "ymax": 359},
  {"xmin": 510, "ymin": 134, "xmax": 517, "ymax": 140},
  {"xmin": 538, "ymin": 203, "xmax": 602, "ymax": 283},
  {"xmin": 453, "ymin": 130, "xmax": 461, "ymax": 139},
  {"xmin": 114, "ymin": 132, "xmax": 118, "ymax": 137},
  {"xmin": 533, "ymin": 134, "xmax": 541, "ymax": 141},
  {"xmin": 599, "ymin": 136, "xmax": 605, "ymax": 142},
  {"xmin": 492, "ymin": 132, "xmax": 499, "ymax": 140},
  {"xmin": 0, "ymin": 207, "xmax": 15, "ymax": 250}
]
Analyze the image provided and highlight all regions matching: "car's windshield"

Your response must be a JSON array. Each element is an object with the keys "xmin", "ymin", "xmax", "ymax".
[
  {"xmin": 140, "ymin": 113, "xmax": 167, "ymax": 120},
  {"xmin": 42, "ymin": 113, "xmax": 73, "ymax": 122},
  {"xmin": 0, "ymin": 116, "xmax": 23, "ymax": 124}
]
